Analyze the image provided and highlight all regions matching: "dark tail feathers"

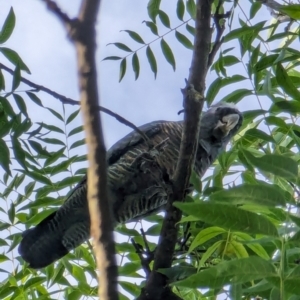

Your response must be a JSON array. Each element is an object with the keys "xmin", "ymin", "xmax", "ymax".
[{"xmin": 18, "ymin": 212, "xmax": 68, "ymax": 269}]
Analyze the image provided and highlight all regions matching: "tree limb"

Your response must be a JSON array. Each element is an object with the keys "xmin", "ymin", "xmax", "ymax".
[
  {"xmin": 138, "ymin": 0, "xmax": 213, "ymax": 299},
  {"xmin": 43, "ymin": 0, "xmax": 118, "ymax": 299},
  {"xmin": 0, "ymin": 63, "xmax": 150, "ymax": 144}
]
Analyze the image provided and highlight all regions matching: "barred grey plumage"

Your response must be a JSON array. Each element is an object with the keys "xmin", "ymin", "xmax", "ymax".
[{"xmin": 18, "ymin": 103, "xmax": 243, "ymax": 268}]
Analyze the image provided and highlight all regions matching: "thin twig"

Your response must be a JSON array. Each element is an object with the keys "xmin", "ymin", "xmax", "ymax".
[
  {"xmin": 131, "ymin": 238, "xmax": 152, "ymax": 278},
  {"xmin": 0, "ymin": 62, "xmax": 150, "ymax": 144},
  {"xmin": 43, "ymin": 0, "xmax": 118, "ymax": 299},
  {"xmin": 207, "ymin": 0, "xmax": 229, "ymax": 68}
]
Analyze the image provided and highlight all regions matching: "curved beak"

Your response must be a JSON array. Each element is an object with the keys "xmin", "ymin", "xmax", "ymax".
[{"xmin": 215, "ymin": 113, "xmax": 240, "ymax": 136}]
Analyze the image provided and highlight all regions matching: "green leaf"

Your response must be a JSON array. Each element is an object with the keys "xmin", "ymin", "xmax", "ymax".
[
  {"xmin": 176, "ymin": 0, "xmax": 185, "ymax": 21},
  {"xmin": 224, "ymin": 21, "xmax": 266, "ymax": 42},
  {"xmin": 147, "ymin": 0, "xmax": 161, "ymax": 21},
  {"xmin": 0, "ymin": 69, "xmax": 5, "ymax": 90},
  {"xmin": 66, "ymin": 109, "xmax": 80, "ymax": 125},
  {"xmin": 41, "ymin": 137, "xmax": 65, "ymax": 146},
  {"xmin": 44, "ymin": 158, "xmax": 75, "ymax": 176},
  {"xmin": 24, "ymin": 181, "xmax": 35, "ymax": 197},
  {"xmin": 38, "ymin": 122, "xmax": 64, "ymax": 134},
  {"xmin": 26, "ymin": 209, "xmax": 57, "ymax": 226},
  {"xmin": 12, "ymin": 64, "xmax": 21, "ymax": 90},
  {"xmin": 158, "ymin": 10, "xmax": 171, "ymax": 28},
  {"xmin": 158, "ymin": 266, "xmax": 197, "ymax": 283},
  {"xmin": 47, "ymin": 107, "xmax": 64, "ymax": 121},
  {"xmin": 24, "ymin": 277, "xmax": 46, "ymax": 290},
  {"xmin": 119, "ymin": 58, "xmax": 127, "ymax": 82},
  {"xmin": 13, "ymin": 94, "xmax": 28, "ymax": 117},
  {"xmin": 267, "ymin": 265, "xmax": 300, "ymax": 295},
  {"xmin": 271, "ymin": 100, "xmax": 300, "ymax": 116},
  {"xmin": 206, "ymin": 75, "xmax": 246, "ymax": 104},
  {"xmin": 221, "ymin": 88, "xmax": 252, "ymax": 104},
  {"xmin": 175, "ymin": 31, "xmax": 193, "ymax": 50},
  {"xmin": 242, "ymin": 150, "xmax": 298, "ymax": 180},
  {"xmin": 143, "ymin": 21, "xmax": 158, "ymax": 36},
  {"xmin": 68, "ymin": 125, "xmax": 83, "ymax": 137},
  {"xmin": 0, "ymin": 8, "xmax": 15, "ymax": 44},
  {"xmin": 0, "ymin": 138, "xmax": 10, "ymax": 175},
  {"xmin": 189, "ymin": 226, "xmax": 226, "ymax": 253},
  {"xmin": 174, "ymin": 202, "xmax": 279, "ymax": 237},
  {"xmin": 160, "ymin": 39, "xmax": 176, "ymax": 71},
  {"xmin": 18, "ymin": 169, "xmax": 52, "ymax": 185},
  {"xmin": 186, "ymin": 23, "xmax": 195, "ymax": 36},
  {"xmin": 109, "ymin": 42, "xmax": 132, "ymax": 52},
  {"xmin": 132, "ymin": 53, "xmax": 140, "ymax": 80},
  {"xmin": 28, "ymin": 140, "xmax": 51, "ymax": 157},
  {"xmin": 250, "ymin": 2, "xmax": 262, "ymax": 19},
  {"xmin": 102, "ymin": 56, "xmax": 122, "ymax": 61},
  {"xmin": 243, "ymin": 128, "xmax": 275, "ymax": 143},
  {"xmin": 0, "ymin": 254, "xmax": 9, "ymax": 263},
  {"xmin": 70, "ymin": 139, "xmax": 85, "ymax": 150},
  {"xmin": 26, "ymin": 92, "xmax": 44, "ymax": 106},
  {"xmin": 276, "ymin": 63, "xmax": 300, "ymax": 100},
  {"xmin": 280, "ymin": 4, "xmax": 300, "ymax": 20},
  {"xmin": 235, "ymin": 232, "xmax": 270, "ymax": 259},
  {"xmin": 230, "ymin": 283, "xmax": 243, "ymax": 300},
  {"xmin": 13, "ymin": 117, "xmax": 32, "ymax": 138},
  {"xmin": 0, "ymin": 47, "xmax": 30, "ymax": 73},
  {"xmin": 44, "ymin": 147, "xmax": 66, "ymax": 166},
  {"xmin": 186, "ymin": 0, "xmax": 196, "ymax": 19},
  {"xmin": 11, "ymin": 136, "xmax": 27, "ymax": 170},
  {"xmin": 122, "ymin": 30, "xmax": 145, "ymax": 44},
  {"xmin": 55, "ymin": 176, "xmax": 82, "ymax": 189},
  {"xmin": 173, "ymin": 257, "xmax": 277, "ymax": 289},
  {"xmin": 146, "ymin": 46, "xmax": 157, "ymax": 79},
  {"xmin": 8, "ymin": 202, "xmax": 15, "ymax": 224},
  {"xmin": 210, "ymin": 184, "xmax": 287, "ymax": 207}
]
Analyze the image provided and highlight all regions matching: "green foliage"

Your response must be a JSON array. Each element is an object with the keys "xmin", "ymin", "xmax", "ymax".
[{"xmin": 2, "ymin": 1, "xmax": 300, "ymax": 300}]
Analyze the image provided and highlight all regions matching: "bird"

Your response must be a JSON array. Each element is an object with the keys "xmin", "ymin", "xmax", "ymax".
[{"xmin": 18, "ymin": 102, "xmax": 243, "ymax": 269}]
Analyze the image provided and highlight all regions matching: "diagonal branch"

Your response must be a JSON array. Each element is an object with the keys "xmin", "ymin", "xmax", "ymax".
[
  {"xmin": 138, "ymin": 1, "xmax": 213, "ymax": 299},
  {"xmin": 43, "ymin": 0, "xmax": 118, "ymax": 299},
  {"xmin": 0, "ymin": 63, "xmax": 150, "ymax": 144}
]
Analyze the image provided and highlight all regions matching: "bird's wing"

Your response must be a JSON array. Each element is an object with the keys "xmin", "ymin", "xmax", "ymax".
[
  {"xmin": 107, "ymin": 120, "xmax": 164, "ymax": 165},
  {"xmin": 18, "ymin": 120, "xmax": 167, "ymax": 269}
]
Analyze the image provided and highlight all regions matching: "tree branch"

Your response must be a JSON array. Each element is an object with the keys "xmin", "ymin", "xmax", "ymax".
[
  {"xmin": 138, "ymin": 1, "xmax": 213, "ymax": 299},
  {"xmin": 43, "ymin": 0, "xmax": 118, "ymax": 299},
  {"xmin": 0, "ymin": 63, "xmax": 150, "ymax": 144}
]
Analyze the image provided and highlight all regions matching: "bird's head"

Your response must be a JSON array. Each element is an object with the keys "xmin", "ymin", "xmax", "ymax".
[{"xmin": 200, "ymin": 102, "xmax": 243, "ymax": 142}]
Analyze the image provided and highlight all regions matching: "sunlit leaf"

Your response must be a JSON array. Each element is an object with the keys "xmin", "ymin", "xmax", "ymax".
[
  {"xmin": 242, "ymin": 150, "xmax": 298, "ymax": 180},
  {"xmin": 189, "ymin": 226, "xmax": 226, "ymax": 253},
  {"xmin": 276, "ymin": 63, "xmax": 300, "ymax": 100},
  {"xmin": 173, "ymin": 257, "xmax": 277, "ymax": 288},
  {"xmin": 174, "ymin": 202, "xmax": 279, "ymax": 236}
]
